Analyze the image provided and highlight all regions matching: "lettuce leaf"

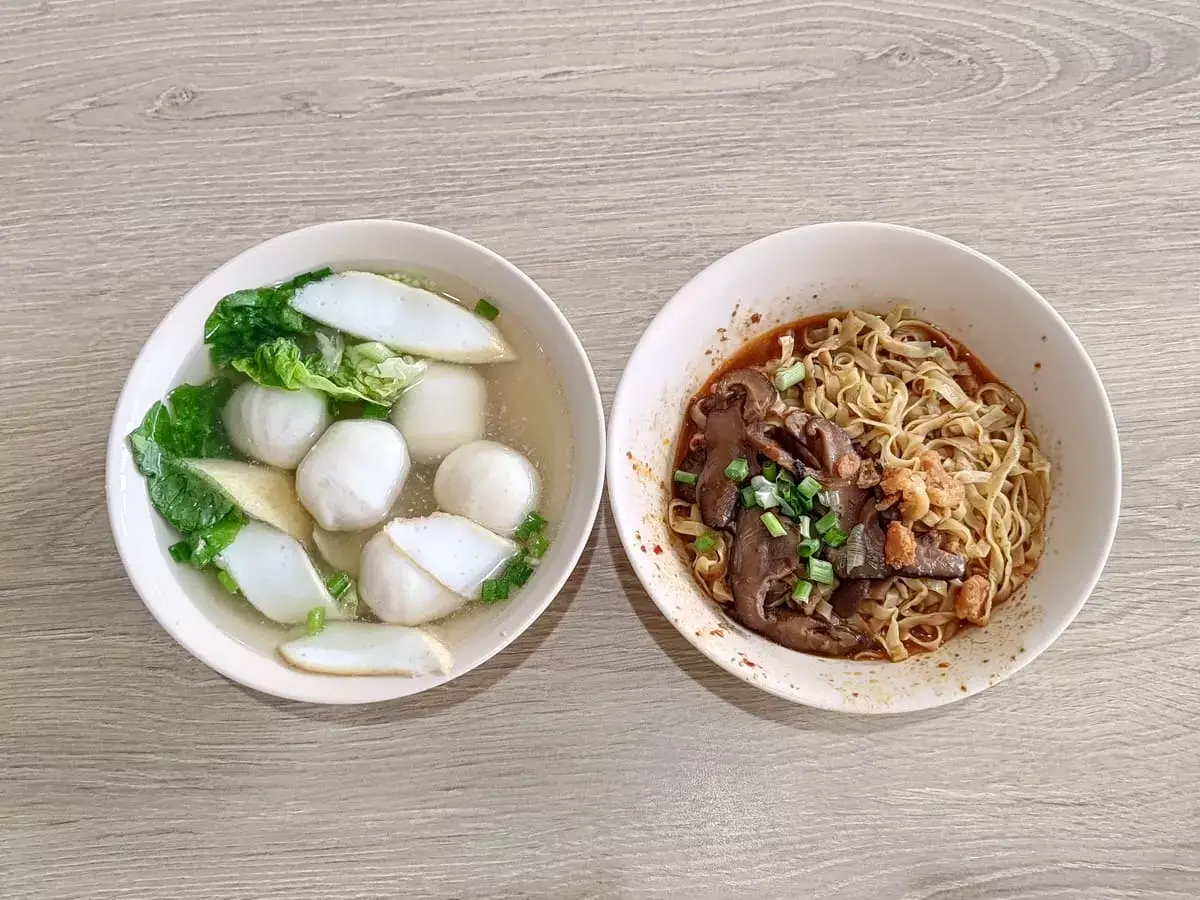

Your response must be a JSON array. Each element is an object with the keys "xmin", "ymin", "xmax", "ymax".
[
  {"xmin": 203, "ymin": 268, "xmax": 332, "ymax": 365},
  {"xmin": 128, "ymin": 377, "xmax": 246, "ymax": 567},
  {"xmin": 231, "ymin": 337, "xmax": 426, "ymax": 405}
]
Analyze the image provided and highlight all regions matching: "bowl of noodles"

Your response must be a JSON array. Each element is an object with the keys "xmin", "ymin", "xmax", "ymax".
[{"xmin": 608, "ymin": 223, "xmax": 1119, "ymax": 713}]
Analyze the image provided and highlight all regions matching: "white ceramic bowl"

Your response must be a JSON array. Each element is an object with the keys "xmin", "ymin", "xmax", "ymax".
[
  {"xmin": 108, "ymin": 220, "xmax": 605, "ymax": 704},
  {"xmin": 608, "ymin": 222, "xmax": 1119, "ymax": 714}
]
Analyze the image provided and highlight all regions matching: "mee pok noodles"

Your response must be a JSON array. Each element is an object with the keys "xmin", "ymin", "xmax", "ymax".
[{"xmin": 669, "ymin": 306, "xmax": 1050, "ymax": 662}]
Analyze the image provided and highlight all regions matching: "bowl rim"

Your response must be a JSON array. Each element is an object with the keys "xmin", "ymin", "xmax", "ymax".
[
  {"xmin": 106, "ymin": 219, "xmax": 606, "ymax": 704},
  {"xmin": 606, "ymin": 220, "xmax": 1121, "ymax": 713}
]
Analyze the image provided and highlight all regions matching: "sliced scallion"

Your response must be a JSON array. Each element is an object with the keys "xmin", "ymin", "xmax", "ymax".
[
  {"xmin": 796, "ymin": 515, "xmax": 812, "ymax": 539},
  {"xmin": 797, "ymin": 538, "xmax": 821, "ymax": 559},
  {"xmin": 724, "ymin": 458, "xmax": 750, "ymax": 482},
  {"xmin": 673, "ymin": 469, "xmax": 698, "ymax": 486},
  {"xmin": 791, "ymin": 580, "xmax": 813, "ymax": 602},
  {"xmin": 797, "ymin": 475, "xmax": 823, "ymax": 501},
  {"xmin": 823, "ymin": 526, "xmax": 849, "ymax": 548},
  {"xmin": 694, "ymin": 532, "xmax": 716, "ymax": 554},
  {"xmin": 305, "ymin": 606, "xmax": 326, "ymax": 635},
  {"xmin": 475, "ymin": 298, "xmax": 500, "ymax": 320},
  {"xmin": 814, "ymin": 510, "xmax": 839, "ymax": 535},
  {"xmin": 807, "ymin": 558, "xmax": 835, "ymax": 585},
  {"xmin": 481, "ymin": 578, "xmax": 510, "ymax": 604},
  {"xmin": 740, "ymin": 486, "xmax": 758, "ymax": 508},
  {"xmin": 774, "ymin": 363, "xmax": 806, "ymax": 392},
  {"xmin": 755, "ymin": 490, "xmax": 780, "ymax": 510},
  {"xmin": 325, "ymin": 571, "xmax": 352, "ymax": 599},
  {"xmin": 762, "ymin": 461, "xmax": 779, "ymax": 482},
  {"xmin": 216, "ymin": 570, "xmax": 239, "ymax": 594},
  {"xmin": 527, "ymin": 533, "xmax": 549, "ymax": 559},
  {"xmin": 513, "ymin": 512, "xmax": 548, "ymax": 542},
  {"xmin": 504, "ymin": 556, "xmax": 534, "ymax": 588},
  {"xmin": 760, "ymin": 511, "xmax": 787, "ymax": 538}
]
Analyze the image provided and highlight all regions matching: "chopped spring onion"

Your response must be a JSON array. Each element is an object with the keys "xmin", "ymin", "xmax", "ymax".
[
  {"xmin": 527, "ymin": 533, "xmax": 549, "ymax": 559},
  {"xmin": 762, "ymin": 461, "xmax": 779, "ymax": 482},
  {"xmin": 361, "ymin": 402, "xmax": 390, "ymax": 420},
  {"xmin": 694, "ymin": 532, "xmax": 716, "ymax": 554},
  {"xmin": 514, "ymin": 512, "xmax": 548, "ymax": 542},
  {"xmin": 814, "ymin": 510, "xmax": 839, "ymax": 535},
  {"xmin": 739, "ymin": 486, "xmax": 758, "ymax": 508},
  {"xmin": 749, "ymin": 474, "xmax": 779, "ymax": 509},
  {"xmin": 325, "ymin": 571, "xmax": 352, "ymax": 599},
  {"xmin": 503, "ymin": 556, "xmax": 534, "ymax": 588},
  {"xmin": 797, "ymin": 538, "xmax": 821, "ymax": 559},
  {"xmin": 796, "ymin": 515, "xmax": 812, "ymax": 539},
  {"xmin": 475, "ymin": 298, "xmax": 500, "ymax": 320},
  {"xmin": 168, "ymin": 541, "xmax": 192, "ymax": 564},
  {"xmin": 724, "ymin": 458, "xmax": 750, "ymax": 482},
  {"xmin": 216, "ymin": 570, "xmax": 239, "ymax": 594},
  {"xmin": 791, "ymin": 580, "xmax": 813, "ymax": 602},
  {"xmin": 776, "ymin": 469, "xmax": 795, "ymax": 487},
  {"xmin": 774, "ymin": 363, "xmax": 806, "ymax": 392},
  {"xmin": 756, "ymin": 489, "xmax": 780, "ymax": 510},
  {"xmin": 673, "ymin": 469, "xmax": 698, "ymax": 486},
  {"xmin": 760, "ymin": 511, "xmax": 787, "ymax": 538},
  {"xmin": 807, "ymin": 558, "xmax": 835, "ymax": 584},
  {"xmin": 481, "ymin": 578, "xmax": 510, "ymax": 604},
  {"xmin": 797, "ymin": 475, "xmax": 823, "ymax": 501},
  {"xmin": 824, "ymin": 526, "xmax": 849, "ymax": 548},
  {"xmin": 305, "ymin": 606, "xmax": 326, "ymax": 635}
]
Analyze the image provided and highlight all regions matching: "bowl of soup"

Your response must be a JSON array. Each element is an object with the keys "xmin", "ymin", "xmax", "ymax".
[
  {"xmin": 607, "ymin": 222, "xmax": 1119, "ymax": 713},
  {"xmin": 108, "ymin": 220, "xmax": 605, "ymax": 703}
]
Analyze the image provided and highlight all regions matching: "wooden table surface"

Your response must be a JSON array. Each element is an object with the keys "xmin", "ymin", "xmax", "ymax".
[{"xmin": 4, "ymin": 1, "xmax": 1200, "ymax": 897}]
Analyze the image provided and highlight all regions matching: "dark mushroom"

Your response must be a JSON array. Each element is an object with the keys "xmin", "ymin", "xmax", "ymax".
[
  {"xmin": 714, "ymin": 368, "xmax": 776, "ymax": 421},
  {"xmin": 783, "ymin": 411, "xmax": 862, "ymax": 478},
  {"xmin": 909, "ymin": 532, "xmax": 967, "ymax": 580},
  {"xmin": 728, "ymin": 506, "xmax": 870, "ymax": 656},
  {"xmin": 695, "ymin": 397, "xmax": 749, "ymax": 528},
  {"xmin": 757, "ymin": 610, "xmax": 872, "ymax": 657},
  {"xmin": 829, "ymin": 513, "xmax": 967, "ymax": 581},
  {"xmin": 728, "ymin": 505, "xmax": 799, "ymax": 629},
  {"xmin": 830, "ymin": 578, "xmax": 892, "ymax": 618},
  {"xmin": 744, "ymin": 421, "xmax": 799, "ymax": 473}
]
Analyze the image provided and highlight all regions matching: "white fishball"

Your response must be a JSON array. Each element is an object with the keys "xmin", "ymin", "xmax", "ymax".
[
  {"xmin": 433, "ymin": 440, "xmax": 540, "ymax": 536},
  {"xmin": 296, "ymin": 420, "xmax": 410, "ymax": 531},
  {"xmin": 223, "ymin": 382, "xmax": 330, "ymax": 469},
  {"xmin": 358, "ymin": 531, "xmax": 466, "ymax": 626},
  {"xmin": 390, "ymin": 362, "xmax": 487, "ymax": 464}
]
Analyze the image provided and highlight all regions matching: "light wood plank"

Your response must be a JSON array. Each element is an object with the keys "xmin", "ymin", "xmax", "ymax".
[{"xmin": 2, "ymin": 0, "xmax": 1199, "ymax": 896}]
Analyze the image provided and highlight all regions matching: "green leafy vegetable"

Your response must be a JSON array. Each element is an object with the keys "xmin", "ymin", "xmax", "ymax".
[
  {"xmin": 204, "ymin": 269, "xmax": 331, "ymax": 365},
  {"xmin": 128, "ymin": 378, "xmax": 246, "ymax": 568},
  {"xmin": 231, "ymin": 337, "xmax": 425, "ymax": 405},
  {"xmin": 129, "ymin": 378, "xmax": 235, "ymax": 463},
  {"xmin": 474, "ymin": 298, "xmax": 500, "ymax": 321}
]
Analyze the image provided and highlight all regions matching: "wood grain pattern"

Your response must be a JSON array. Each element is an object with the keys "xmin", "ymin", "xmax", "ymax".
[{"xmin": 3, "ymin": 0, "xmax": 1199, "ymax": 896}]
